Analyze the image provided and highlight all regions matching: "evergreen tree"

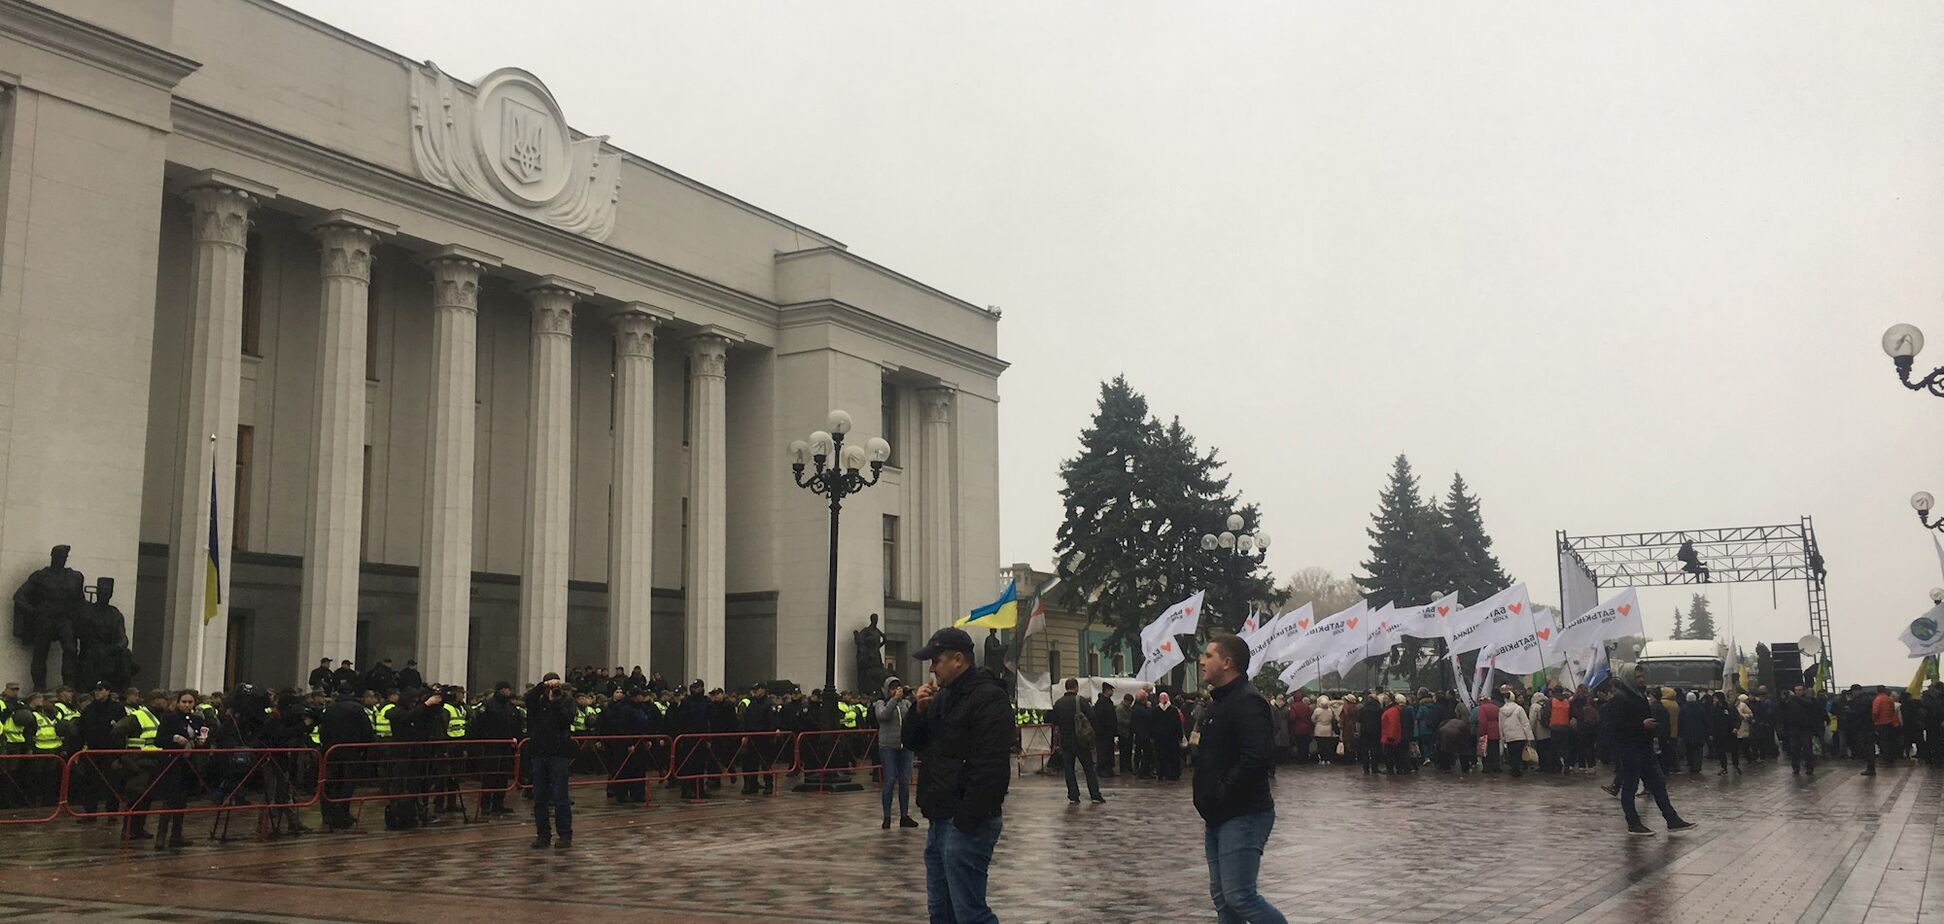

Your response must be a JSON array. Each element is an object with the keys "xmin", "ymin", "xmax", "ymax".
[
  {"xmin": 1054, "ymin": 377, "xmax": 1164, "ymax": 653},
  {"xmin": 1440, "ymin": 473, "xmax": 1512, "ymax": 602},
  {"xmin": 1357, "ymin": 455, "xmax": 1428, "ymax": 606},
  {"xmin": 1671, "ymin": 608, "xmax": 1685, "ymax": 640},
  {"xmin": 1685, "ymin": 594, "xmax": 1716, "ymax": 640},
  {"xmin": 1144, "ymin": 415, "xmax": 1272, "ymax": 636}
]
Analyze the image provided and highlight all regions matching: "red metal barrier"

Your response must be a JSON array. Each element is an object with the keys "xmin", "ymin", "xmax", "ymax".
[
  {"xmin": 318, "ymin": 739, "xmax": 519, "ymax": 818},
  {"xmin": 1016, "ymin": 723, "xmax": 1054, "ymax": 775},
  {"xmin": 521, "ymin": 734, "xmax": 673, "ymax": 805},
  {"xmin": 0, "ymin": 752, "xmax": 68, "ymax": 824},
  {"xmin": 63, "ymin": 747, "xmax": 320, "ymax": 822},
  {"xmin": 794, "ymin": 728, "xmax": 881, "ymax": 776},
  {"xmin": 668, "ymin": 731, "xmax": 797, "ymax": 795}
]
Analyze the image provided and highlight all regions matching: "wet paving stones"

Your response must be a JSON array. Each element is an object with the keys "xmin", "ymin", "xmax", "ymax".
[{"xmin": 0, "ymin": 758, "xmax": 1937, "ymax": 923}]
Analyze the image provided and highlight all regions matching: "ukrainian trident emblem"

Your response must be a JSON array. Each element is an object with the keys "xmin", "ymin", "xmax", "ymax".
[{"xmin": 502, "ymin": 98, "xmax": 546, "ymax": 183}]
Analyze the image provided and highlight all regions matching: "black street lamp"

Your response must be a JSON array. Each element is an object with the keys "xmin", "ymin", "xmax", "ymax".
[
  {"xmin": 1881, "ymin": 323, "xmax": 1944, "ymax": 398},
  {"xmin": 1911, "ymin": 491, "xmax": 1944, "ymax": 534},
  {"xmin": 788, "ymin": 410, "xmax": 889, "ymax": 745}
]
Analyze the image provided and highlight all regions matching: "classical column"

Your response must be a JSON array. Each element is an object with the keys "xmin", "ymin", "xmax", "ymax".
[
  {"xmin": 161, "ymin": 171, "xmax": 275, "ymax": 690},
  {"xmin": 519, "ymin": 276, "xmax": 591, "ymax": 683},
  {"xmin": 918, "ymin": 387, "xmax": 958, "ymax": 634},
  {"xmin": 684, "ymin": 330, "xmax": 735, "ymax": 686},
  {"xmin": 416, "ymin": 246, "xmax": 500, "ymax": 685},
  {"xmin": 295, "ymin": 211, "xmax": 396, "ymax": 683},
  {"xmin": 608, "ymin": 304, "xmax": 672, "ymax": 671}
]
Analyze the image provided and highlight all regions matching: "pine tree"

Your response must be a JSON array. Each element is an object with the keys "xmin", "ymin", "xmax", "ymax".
[
  {"xmin": 1357, "ymin": 455, "xmax": 1427, "ymax": 606},
  {"xmin": 1054, "ymin": 377, "xmax": 1163, "ymax": 654},
  {"xmin": 1685, "ymin": 594, "xmax": 1716, "ymax": 640},
  {"xmin": 1441, "ymin": 473, "xmax": 1512, "ymax": 602},
  {"xmin": 1671, "ymin": 608, "xmax": 1685, "ymax": 640}
]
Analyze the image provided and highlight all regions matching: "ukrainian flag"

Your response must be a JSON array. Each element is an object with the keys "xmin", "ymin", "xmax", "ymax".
[
  {"xmin": 203, "ymin": 460, "xmax": 222, "ymax": 624},
  {"xmin": 957, "ymin": 579, "xmax": 1018, "ymax": 630}
]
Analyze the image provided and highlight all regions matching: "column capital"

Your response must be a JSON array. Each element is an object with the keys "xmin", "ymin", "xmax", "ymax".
[
  {"xmin": 918, "ymin": 386, "xmax": 956, "ymax": 424},
  {"xmin": 424, "ymin": 243, "xmax": 503, "ymax": 273},
  {"xmin": 523, "ymin": 276, "xmax": 592, "ymax": 338},
  {"xmin": 426, "ymin": 247, "xmax": 498, "ymax": 313},
  {"xmin": 611, "ymin": 302, "xmax": 674, "ymax": 358},
  {"xmin": 175, "ymin": 168, "xmax": 279, "ymax": 202},
  {"xmin": 182, "ymin": 174, "xmax": 275, "ymax": 248}
]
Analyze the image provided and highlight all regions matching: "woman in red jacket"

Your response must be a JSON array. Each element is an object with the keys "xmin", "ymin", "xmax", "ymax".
[
  {"xmin": 1287, "ymin": 693, "xmax": 1314, "ymax": 764},
  {"xmin": 1381, "ymin": 696, "xmax": 1408, "ymax": 775}
]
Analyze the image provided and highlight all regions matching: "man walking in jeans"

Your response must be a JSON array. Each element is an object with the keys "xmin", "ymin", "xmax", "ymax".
[
  {"xmin": 523, "ymin": 673, "xmax": 577, "ymax": 849},
  {"xmin": 906, "ymin": 627, "xmax": 1012, "ymax": 924},
  {"xmin": 1193, "ymin": 634, "xmax": 1288, "ymax": 924}
]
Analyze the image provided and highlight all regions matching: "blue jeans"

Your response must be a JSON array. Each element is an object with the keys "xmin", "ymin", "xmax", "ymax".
[
  {"xmin": 879, "ymin": 748, "xmax": 912, "ymax": 820},
  {"xmin": 1205, "ymin": 810, "xmax": 1288, "ymax": 924},
  {"xmin": 924, "ymin": 815, "xmax": 1002, "ymax": 924},
  {"xmin": 530, "ymin": 755, "xmax": 572, "ymax": 841}
]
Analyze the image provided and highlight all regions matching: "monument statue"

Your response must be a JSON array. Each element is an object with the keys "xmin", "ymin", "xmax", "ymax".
[
  {"xmin": 78, "ymin": 576, "xmax": 137, "ymax": 690},
  {"xmin": 983, "ymin": 628, "xmax": 1014, "ymax": 688},
  {"xmin": 12, "ymin": 544, "xmax": 85, "ymax": 690},
  {"xmin": 853, "ymin": 613, "xmax": 887, "ymax": 694}
]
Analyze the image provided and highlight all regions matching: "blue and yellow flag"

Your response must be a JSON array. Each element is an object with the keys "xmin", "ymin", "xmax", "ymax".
[
  {"xmin": 203, "ymin": 460, "xmax": 222, "ymax": 624},
  {"xmin": 957, "ymin": 579, "xmax": 1018, "ymax": 630}
]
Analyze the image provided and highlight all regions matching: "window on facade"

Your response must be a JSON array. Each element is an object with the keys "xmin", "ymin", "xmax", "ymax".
[
  {"xmin": 881, "ymin": 381, "xmax": 900, "ymax": 466},
  {"xmin": 1113, "ymin": 651, "xmax": 1126, "ymax": 675},
  {"xmin": 240, "ymin": 232, "xmax": 263, "ymax": 357},
  {"xmin": 1049, "ymin": 649, "xmax": 1062, "ymax": 684},
  {"xmin": 882, "ymin": 515, "xmax": 899, "ymax": 599},
  {"xmin": 1088, "ymin": 650, "xmax": 1101, "ymax": 676},
  {"xmin": 233, "ymin": 425, "xmax": 254, "ymax": 551},
  {"xmin": 360, "ymin": 446, "xmax": 372, "ymax": 560},
  {"xmin": 364, "ymin": 259, "xmax": 381, "ymax": 382}
]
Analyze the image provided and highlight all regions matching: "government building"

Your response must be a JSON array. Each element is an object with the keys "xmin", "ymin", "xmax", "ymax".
[{"xmin": 0, "ymin": 0, "xmax": 1004, "ymax": 693}]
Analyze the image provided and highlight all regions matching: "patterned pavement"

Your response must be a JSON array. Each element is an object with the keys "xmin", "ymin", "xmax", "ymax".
[{"xmin": 0, "ymin": 757, "xmax": 1938, "ymax": 924}]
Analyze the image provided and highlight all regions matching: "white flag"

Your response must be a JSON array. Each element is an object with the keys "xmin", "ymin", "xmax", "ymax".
[
  {"xmin": 1934, "ymin": 534, "xmax": 1944, "ymax": 583},
  {"xmin": 1289, "ymin": 600, "xmax": 1368, "ymax": 665},
  {"xmin": 1135, "ymin": 632, "xmax": 1185, "ymax": 683},
  {"xmin": 1554, "ymin": 588, "xmax": 1641, "ymax": 656},
  {"xmin": 1396, "ymin": 593, "xmax": 1459, "ymax": 641},
  {"xmin": 1279, "ymin": 656, "xmax": 1322, "ymax": 691},
  {"xmin": 1240, "ymin": 604, "xmax": 1262, "ymax": 640},
  {"xmin": 1020, "ymin": 597, "xmax": 1047, "ymax": 639},
  {"xmin": 1247, "ymin": 604, "xmax": 1314, "ymax": 679},
  {"xmin": 1354, "ymin": 603, "xmax": 1401, "ymax": 665},
  {"xmin": 1445, "ymin": 584, "xmax": 1532, "ymax": 656},
  {"xmin": 1898, "ymin": 604, "xmax": 1944, "ymax": 658},
  {"xmin": 1141, "ymin": 591, "xmax": 1205, "ymax": 650}
]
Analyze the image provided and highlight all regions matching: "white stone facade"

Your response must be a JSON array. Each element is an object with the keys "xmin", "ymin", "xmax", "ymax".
[{"xmin": 0, "ymin": 0, "xmax": 1004, "ymax": 693}]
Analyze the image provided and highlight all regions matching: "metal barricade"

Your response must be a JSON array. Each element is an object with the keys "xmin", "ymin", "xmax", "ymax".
[
  {"xmin": 521, "ymin": 734, "xmax": 673, "ymax": 806},
  {"xmin": 668, "ymin": 731, "xmax": 797, "ymax": 797},
  {"xmin": 1016, "ymin": 723, "xmax": 1054, "ymax": 776},
  {"xmin": 0, "ymin": 752, "xmax": 68, "ymax": 824},
  {"xmin": 794, "ymin": 728, "xmax": 881, "ymax": 779},
  {"xmin": 318, "ymin": 739, "xmax": 519, "ymax": 824},
  {"xmin": 63, "ymin": 747, "xmax": 320, "ymax": 837}
]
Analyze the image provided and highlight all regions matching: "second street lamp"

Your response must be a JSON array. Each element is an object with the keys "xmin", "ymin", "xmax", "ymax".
[
  {"xmin": 788, "ymin": 409, "xmax": 890, "ymax": 792},
  {"xmin": 1881, "ymin": 323, "xmax": 1944, "ymax": 398},
  {"xmin": 1912, "ymin": 491, "xmax": 1944, "ymax": 534},
  {"xmin": 1199, "ymin": 513, "xmax": 1271, "ymax": 661}
]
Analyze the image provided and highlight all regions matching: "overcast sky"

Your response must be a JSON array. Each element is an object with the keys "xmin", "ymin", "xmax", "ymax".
[{"xmin": 283, "ymin": 1, "xmax": 1944, "ymax": 685}]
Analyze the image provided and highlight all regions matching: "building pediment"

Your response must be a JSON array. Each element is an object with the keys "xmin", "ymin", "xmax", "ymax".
[{"xmin": 407, "ymin": 61, "xmax": 621, "ymax": 241}]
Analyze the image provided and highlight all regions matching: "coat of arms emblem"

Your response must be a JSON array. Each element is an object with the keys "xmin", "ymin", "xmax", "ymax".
[{"xmin": 502, "ymin": 98, "xmax": 547, "ymax": 183}]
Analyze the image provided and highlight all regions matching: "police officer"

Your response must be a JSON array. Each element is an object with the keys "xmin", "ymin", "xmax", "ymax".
[{"xmin": 740, "ymin": 683, "xmax": 778, "ymax": 794}]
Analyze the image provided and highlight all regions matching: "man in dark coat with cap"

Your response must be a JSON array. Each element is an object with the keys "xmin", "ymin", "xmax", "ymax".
[
  {"xmin": 906, "ymin": 626, "xmax": 1013, "ymax": 924},
  {"xmin": 1092, "ymin": 683, "xmax": 1120, "ymax": 776}
]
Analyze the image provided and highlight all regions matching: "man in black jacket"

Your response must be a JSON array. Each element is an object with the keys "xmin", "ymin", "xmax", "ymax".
[
  {"xmin": 740, "ymin": 683, "xmax": 778, "ymax": 794},
  {"xmin": 1051, "ymin": 678, "xmax": 1103, "ymax": 804},
  {"xmin": 472, "ymin": 683, "xmax": 523, "ymax": 815},
  {"xmin": 1192, "ymin": 635, "xmax": 1287, "ymax": 924},
  {"xmin": 396, "ymin": 660, "xmax": 423, "ymax": 691},
  {"xmin": 906, "ymin": 627, "xmax": 1011, "ymax": 924},
  {"xmin": 318, "ymin": 693, "xmax": 372, "ymax": 829},
  {"xmin": 1092, "ymin": 684, "xmax": 1119, "ymax": 777},
  {"xmin": 1609, "ymin": 666, "xmax": 1696, "ymax": 836},
  {"xmin": 1779, "ymin": 685, "xmax": 1823, "ymax": 776},
  {"xmin": 307, "ymin": 658, "xmax": 334, "ymax": 692},
  {"xmin": 524, "ymin": 675, "xmax": 577, "ymax": 849}
]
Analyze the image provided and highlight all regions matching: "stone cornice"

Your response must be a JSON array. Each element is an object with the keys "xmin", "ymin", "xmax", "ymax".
[
  {"xmin": 776, "ymin": 246, "xmax": 999, "ymax": 321},
  {"xmin": 0, "ymin": 0, "xmax": 201, "ymax": 93},
  {"xmin": 169, "ymin": 99, "xmax": 783, "ymax": 338},
  {"xmin": 778, "ymin": 298, "xmax": 1009, "ymax": 382}
]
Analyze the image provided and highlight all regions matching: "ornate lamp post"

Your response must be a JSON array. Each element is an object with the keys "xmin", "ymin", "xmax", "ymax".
[
  {"xmin": 1197, "ymin": 514, "xmax": 1271, "ymax": 675},
  {"xmin": 1912, "ymin": 491, "xmax": 1944, "ymax": 534},
  {"xmin": 1881, "ymin": 323, "xmax": 1944, "ymax": 398},
  {"xmin": 788, "ymin": 410, "xmax": 890, "ymax": 737}
]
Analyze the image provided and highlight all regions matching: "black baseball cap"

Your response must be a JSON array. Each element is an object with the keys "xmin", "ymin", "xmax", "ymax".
[{"xmin": 913, "ymin": 626, "xmax": 974, "ymax": 661}]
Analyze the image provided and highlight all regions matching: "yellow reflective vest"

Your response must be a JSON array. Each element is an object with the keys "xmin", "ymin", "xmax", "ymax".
[
  {"xmin": 128, "ymin": 707, "xmax": 160, "ymax": 750},
  {"xmin": 443, "ymin": 702, "xmax": 468, "ymax": 739},
  {"xmin": 30, "ymin": 713, "xmax": 63, "ymax": 750},
  {"xmin": 373, "ymin": 703, "xmax": 395, "ymax": 739}
]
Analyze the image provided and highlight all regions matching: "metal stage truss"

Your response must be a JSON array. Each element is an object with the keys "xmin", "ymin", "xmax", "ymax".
[{"xmin": 1556, "ymin": 517, "xmax": 1833, "ymax": 692}]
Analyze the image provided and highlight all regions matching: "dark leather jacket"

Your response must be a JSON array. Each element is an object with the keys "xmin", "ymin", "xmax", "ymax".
[{"xmin": 905, "ymin": 667, "xmax": 1012, "ymax": 832}]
